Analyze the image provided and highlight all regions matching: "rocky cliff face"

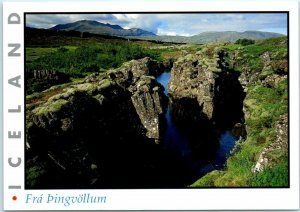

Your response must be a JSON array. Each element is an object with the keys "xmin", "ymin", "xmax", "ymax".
[
  {"xmin": 26, "ymin": 57, "xmax": 168, "ymax": 188},
  {"xmin": 190, "ymin": 38, "xmax": 288, "ymax": 187},
  {"xmin": 169, "ymin": 46, "xmax": 245, "ymax": 129},
  {"xmin": 130, "ymin": 76, "xmax": 167, "ymax": 143},
  {"xmin": 107, "ymin": 57, "xmax": 168, "ymax": 142},
  {"xmin": 167, "ymin": 45, "xmax": 245, "ymax": 158}
]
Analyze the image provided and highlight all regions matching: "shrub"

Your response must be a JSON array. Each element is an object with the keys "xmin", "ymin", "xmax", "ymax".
[
  {"xmin": 235, "ymin": 38, "xmax": 255, "ymax": 46},
  {"xmin": 57, "ymin": 47, "xmax": 69, "ymax": 53}
]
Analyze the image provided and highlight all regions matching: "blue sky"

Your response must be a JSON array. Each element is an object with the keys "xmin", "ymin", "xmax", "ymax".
[{"xmin": 26, "ymin": 13, "xmax": 287, "ymax": 36}]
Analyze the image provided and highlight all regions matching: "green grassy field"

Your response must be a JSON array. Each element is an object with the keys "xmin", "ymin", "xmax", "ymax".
[
  {"xmin": 26, "ymin": 43, "xmax": 160, "ymax": 77},
  {"xmin": 25, "ymin": 35, "xmax": 195, "ymax": 95}
]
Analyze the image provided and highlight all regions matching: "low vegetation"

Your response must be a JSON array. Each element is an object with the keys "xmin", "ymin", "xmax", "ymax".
[
  {"xmin": 27, "ymin": 43, "xmax": 161, "ymax": 77},
  {"xmin": 225, "ymin": 37, "xmax": 287, "ymax": 73},
  {"xmin": 235, "ymin": 38, "xmax": 255, "ymax": 46},
  {"xmin": 191, "ymin": 37, "xmax": 288, "ymax": 187},
  {"xmin": 25, "ymin": 35, "xmax": 166, "ymax": 94},
  {"xmin": 26, "ymin": 29, "xmax": 288, "ymax": 188},
  {"xmin": 25, "ymin": 32, "xmax": 198, "ymax": 95}
]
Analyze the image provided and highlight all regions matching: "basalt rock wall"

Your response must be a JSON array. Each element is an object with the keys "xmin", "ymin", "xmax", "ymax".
[
  {"xmin": 168, "ymin": 46, "xmax": 245, "ymax": 155},
  {"xmin": 26, "ymin": 57, "xmax": 169, "ymax": 188}
]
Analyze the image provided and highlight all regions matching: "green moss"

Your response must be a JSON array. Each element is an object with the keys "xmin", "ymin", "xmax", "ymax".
[
  {"xmin": 259, "ymin": 68, "xmax": 274, "ymax": 79},
  {"xmin": 26, "ymin": 119, "xmax": 34, "ymax": 132},
  {"xmin": 244, "ymin": 98, "xmax": 258, "ymax": 109},
  {"xmin": 33, "ymin": 99, "xmax": 69, "ymax": 116},
  {"xmin": 75, "ymin": 83, "xmax": 96, "ymax": 95},
  {"xmin": 26, "ymin": 81, "xmax": 75, "ymax": 104},
  {"xmin": 92, "ymin": 94, "xmax": 105, "ymax": 104},
  {"xmin": 184, "ymin": 54, "xmax": 195, "ymax": 61},
  {"xmin": 26, "ymin": 166, "xmax": 46, "ymax": 187},
  {"xmin": 98, "ymin": 79, "xmax": 113, "ymax": 89},
  {"xmin": 276, "ymin": 78, "xmax": 288, "ymax": 94},
  {"xmin": 90, "ymin": 164, "xmax": 98, "ymax": 170},
  {"xmin": 120, "ymin": 60, "xmax": 135, "ymax": 68},
  {"xmin": 208, "ymin": 66, "xmax": 221, "ymax": 73}
]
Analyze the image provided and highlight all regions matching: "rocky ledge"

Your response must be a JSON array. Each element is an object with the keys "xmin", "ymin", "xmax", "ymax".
[
  {"xmin": 166, "ymin": 45, "xmax": 245, "ymax": 158},
  {"xmin": 168, "ymin": 45, "xmax": 245, "ymax": 128},
  {"xmin": 26, "ymin": 57, "xmax": 168, "ymax": 188}
]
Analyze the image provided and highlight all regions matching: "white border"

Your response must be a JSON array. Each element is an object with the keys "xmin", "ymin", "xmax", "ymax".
[{"xmin": 3, "ymin": 0, "xmax": 299, "ymax": 210}]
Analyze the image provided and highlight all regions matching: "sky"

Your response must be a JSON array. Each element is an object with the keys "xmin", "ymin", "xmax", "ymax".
[{"xmin": 26, "ymin": 13, "xmax": 288, "ymax": 36}]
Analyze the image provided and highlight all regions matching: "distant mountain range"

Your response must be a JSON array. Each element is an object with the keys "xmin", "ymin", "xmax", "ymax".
[
  {"xmin": 132, "ymin": 31, "xmax": 285, "ymax": 44},
  {"xmin": 194, "ymin": 30, "xmax": 284, "ymax": 41},
  {"xmin": 50, "ymin": 20, "xmax": 156, "ymax": 37},
  {"xmin": 48, "ymin": 20, "xmax": 285, "ymax": 44}
]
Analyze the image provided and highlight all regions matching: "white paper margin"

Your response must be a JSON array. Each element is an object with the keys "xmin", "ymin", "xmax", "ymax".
[{"xmin": 3, "ymin": 0, "xmax": 299, "ymax": 210}]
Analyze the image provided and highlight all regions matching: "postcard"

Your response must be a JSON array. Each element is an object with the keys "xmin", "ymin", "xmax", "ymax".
[{"xmin": 2, "ymin": 0, "xmax": 299, "ymax": 210}]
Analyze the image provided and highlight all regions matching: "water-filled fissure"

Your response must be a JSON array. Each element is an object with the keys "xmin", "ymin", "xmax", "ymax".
[{"xmin": 157, "ymin": 71, "xmax": 239, "ymax": 180}]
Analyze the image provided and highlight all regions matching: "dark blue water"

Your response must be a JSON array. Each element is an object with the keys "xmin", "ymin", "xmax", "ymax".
[
  {"xmin": 157, "ymin": 72, "xmax": 192, "ymax": 157},
  {"xmin": 157, "ymin": 72, "xmax": 238, "ymax": 176}
]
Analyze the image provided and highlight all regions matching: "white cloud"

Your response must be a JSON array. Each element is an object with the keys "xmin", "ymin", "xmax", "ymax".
[
  {"xmin": 125, "ymin": 14, "xmax": 140, "ymax": 19},
  {"xmin": 26, "ymin": 13, "xmax": 287, "ymax": 36},
  {"xmin": 157, "ymin": 28, "xmax": 177, "ymax": 36},
  {"xmin": 180, "ymin": 33, "xmax": 192, "ymax": 37}
]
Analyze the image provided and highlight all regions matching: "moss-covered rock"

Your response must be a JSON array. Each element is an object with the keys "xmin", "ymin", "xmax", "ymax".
[
  {"xmin": 169, "ymin": 46, "xmax": 244, "ymax": 123},
  {"xmin": 33, "ymin": 99, "xmax": 69, "ymax": 116},
  {"xmin": 26, "ymin": 57, "xmax": 169, "ymax": 188},
  {"xmin": 191, "ymin": 37, "xmax": 288, "ymax": 187},
  {"xmin": 26, "ymin": 165, "xmax": 46, "ymax": 188}
]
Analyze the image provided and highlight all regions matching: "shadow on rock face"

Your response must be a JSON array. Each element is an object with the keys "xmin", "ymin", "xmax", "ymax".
[
  {"xmin": 168, "ymin": 97, "xmax": 220, "ymax": 160},
  {"xmin": 212, "ymin": 50, "xmax": 246, "ymax": 129},
  {"xmin": 25, "ymin": 57, "xmax": 188, "ymax": 189},
  {"xmin": 167, "ymin": 48, "xmax": 246, "ymax": 161}
]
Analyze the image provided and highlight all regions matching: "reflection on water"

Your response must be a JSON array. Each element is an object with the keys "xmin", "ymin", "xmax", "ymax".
[
  {"xmin": 157, "ymin": 71, "xmax": 238, "ymax": 178},
  {"xmin": 157, "ymin": 72, "xmax": 170, "ymax": 96}
]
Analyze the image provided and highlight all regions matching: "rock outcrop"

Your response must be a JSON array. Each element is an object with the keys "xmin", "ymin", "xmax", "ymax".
[
  {"xmin": 26, "ymin": 70, "xmax": 70, "ymax": 95},
  {"xmin": 233, "ymin": 47, "xmax": 288, "ymax": 90},
  {"xmin": 168, "ymin": 46, "xmax": 245, "ymax": 128},
  {"xmin": 189, "ymin": 38, "xmax": 288, "ymax": 187},
  {"xmin": 107, "ymin": 57, "xmax": 168, "ymax": 142},
  {"xmin": 166, "ymin": 46, "xmax": 245, "ymax": 158},
  {"xmin": 26, "ymin": 57, "xmax": 168, "ymax": 188},
  {"xmin": 252, "ymin": 114, "xmax": 288, "ymax": 173},
  {"xmin": 32, "ymin": 69, "xmax": 69, "ymax": 81},
  {"xmin": 129, "ymin": 76, "xmax": 167, "ymax": 143},
  {"xmin": 169, "ymin": 51, "xmax": 217, "ymax": 120}
]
